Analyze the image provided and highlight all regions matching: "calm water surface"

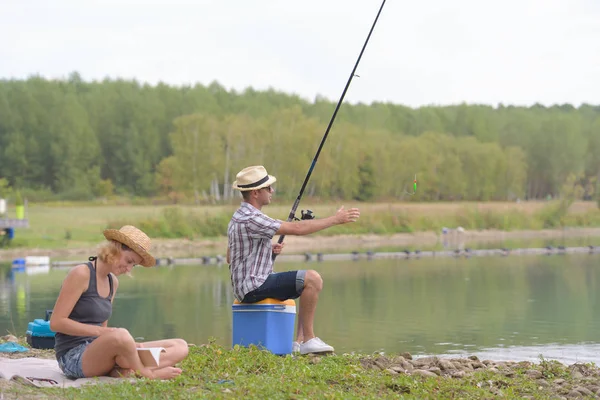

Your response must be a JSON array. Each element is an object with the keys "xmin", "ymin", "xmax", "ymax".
[{"xmin": 1, "ymin": 254, "xmax": 600, "ymax": 364}]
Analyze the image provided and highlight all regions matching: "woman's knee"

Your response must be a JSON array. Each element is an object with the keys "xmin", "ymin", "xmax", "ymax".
[
  {"xmin": 304, "ymin": 270, "xmax": 323, "ymax": 291},
  {"xmin": 108, "ymin": 328, "xmax": 136, "ymax": 349},
  {"xmin": 81, "ymin": 329, "xmax": 135, "ymax": 376},
  {"xmin": 175, "ymin": 339, "xmax": 189, "ymax": 358}
]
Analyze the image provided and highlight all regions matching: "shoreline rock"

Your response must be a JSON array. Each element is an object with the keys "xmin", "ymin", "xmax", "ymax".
[{"xmin": 358, "ymin": 352, "xmax": 600, "ymax": 399}]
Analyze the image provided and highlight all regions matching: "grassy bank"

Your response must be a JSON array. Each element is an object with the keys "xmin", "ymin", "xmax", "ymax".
[
  {"xmin": 2, "ymin": 339, "xmax": 600, "ymax": 399},
  {"xmin": 3, "ymin": 201, "xmax": 600, "ymax": 250}
]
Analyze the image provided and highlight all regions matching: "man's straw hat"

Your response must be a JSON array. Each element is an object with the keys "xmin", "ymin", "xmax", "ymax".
[
  {"xmin": 103, "ymin": 225, "xmax": 156, "ymax": 267},
  {"xmin": 232, "ymin": 166, "xmax": 277, "ymax": 191}
]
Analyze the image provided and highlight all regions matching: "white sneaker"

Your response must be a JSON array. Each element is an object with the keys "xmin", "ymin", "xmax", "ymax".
[
  {"xmin": 300, "ymin": 337, "xmax": 334, "ymax": 355},
  {"xmin": 292, "ymin": 341, "xmax": 301, "ymax": 353}
]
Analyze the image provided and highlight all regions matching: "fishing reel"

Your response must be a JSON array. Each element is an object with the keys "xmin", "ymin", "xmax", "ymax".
[{"xmin": 293, "ymin": 209, "xmax": 315, "ymax": 221}]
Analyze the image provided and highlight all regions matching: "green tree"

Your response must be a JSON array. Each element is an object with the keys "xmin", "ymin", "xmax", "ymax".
[
  {"xmin": 0, "ymin": 75, "xmax": 597, "ymax": 202},
  {"xmin": 355, "ymin": 155, "xmax": 376, "ymax": 201},
  {"xmin": 0, "ymin": 178, "xmax": 12, "ymax": 199},
  {"xmin": 48, "ymin": 93, "xmax": 100, "ymax": 197}
]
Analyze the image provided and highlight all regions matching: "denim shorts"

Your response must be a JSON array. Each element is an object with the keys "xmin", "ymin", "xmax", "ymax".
[
  {"xmin": 58, "ymin": 341, "xmax": 91, "ymax": 379},
  {"xmin": 242, "ymin": 270, "xmax": 306, "ymax": 303}
]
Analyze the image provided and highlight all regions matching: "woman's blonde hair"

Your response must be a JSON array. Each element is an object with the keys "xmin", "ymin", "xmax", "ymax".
[{"xmin": 97, "ymin": 240, "xmax": 135, "ymax": 268}]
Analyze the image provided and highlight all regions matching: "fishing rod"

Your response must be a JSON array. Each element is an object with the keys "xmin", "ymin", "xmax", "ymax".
[{"xmin": 273, "ymin": 0, "xmax": 387, "ymax": 260}]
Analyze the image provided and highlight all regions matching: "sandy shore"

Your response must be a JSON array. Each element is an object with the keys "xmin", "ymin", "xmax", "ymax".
[{"xmin": 1, "ymin": 227, "xmax": 600, "ymax": 263}]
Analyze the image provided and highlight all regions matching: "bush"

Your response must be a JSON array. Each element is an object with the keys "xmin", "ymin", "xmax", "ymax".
[
  {"xmin": 56, "ymin": 188, "xmax": 95, "ymax": 202},
  {"xmin": 15, "ymin": 191, "xmax": 24, "ymax": 206},
  {"xmin": 535, "ymin": 201, "xmax": 569, "ymax": 228},
  {"xmin": 108, "ymin": 207, "xmax": 232, "ymax": 239},
  {"xmin": 103, "ymin": 202, "xmax": 600, "ymax": 240},
  {"xmin": 19, "ymin": 187, "xmax": 56, "ymax": 202}
]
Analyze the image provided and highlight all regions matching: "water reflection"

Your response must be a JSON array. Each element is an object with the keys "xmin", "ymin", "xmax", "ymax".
[
  {"xmin": 1, "ymin": 254, "xmax": 600, "ymax": 363},
  {"xmin": 442, "ymin": 343, "xmax": 600, "ymax": 365}
]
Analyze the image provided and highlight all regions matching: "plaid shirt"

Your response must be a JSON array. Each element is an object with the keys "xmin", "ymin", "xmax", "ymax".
[{"xmin": 228, "ymin": 202, "xmax": 282, "ymax": 301}]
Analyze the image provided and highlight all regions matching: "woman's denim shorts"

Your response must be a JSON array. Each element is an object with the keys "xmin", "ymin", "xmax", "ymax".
[{"xmin": 57, "ymin": 341, "xmax": 91, "ymax": 379}]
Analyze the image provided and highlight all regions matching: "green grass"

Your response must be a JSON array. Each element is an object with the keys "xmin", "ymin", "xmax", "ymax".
[
  {"xmin": 2, "ymin": 341, "xmax": 586, "ymax": 399},
  {"xmin": 3, "ymin": 201, "xmax": 599, "ymax": 250}
]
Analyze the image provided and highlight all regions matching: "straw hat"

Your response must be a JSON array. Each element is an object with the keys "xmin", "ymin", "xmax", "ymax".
[
  {"xmin": 103, "ymin": 225, "xmax": 156, "ymax": 267},
  {"xmin": 232, "ymin": 165, "xmax": 277, "ymax": 191}
]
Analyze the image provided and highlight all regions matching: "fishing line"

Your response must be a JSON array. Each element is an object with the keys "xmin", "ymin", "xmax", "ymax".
[{"xmin": 273, "ymin": 0, "xmax": 387, "ymax": 261}]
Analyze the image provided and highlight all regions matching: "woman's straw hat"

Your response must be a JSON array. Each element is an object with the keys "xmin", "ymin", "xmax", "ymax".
[
  {"xmin": 232, "ymin": 165, "xmax": 277, "ymax": 191},
  {"xmin": 103, "ymin": 225, "xmax": 156, "ymax": 267}
]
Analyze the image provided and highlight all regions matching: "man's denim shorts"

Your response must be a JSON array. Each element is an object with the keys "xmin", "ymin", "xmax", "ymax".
[
  {"xmin": 57, "ymin": 341, "xmax": 91, "ymax": 379},
  {"xmin": 242, "ymin": 270, "xmax": 306, "ymax": 303}
]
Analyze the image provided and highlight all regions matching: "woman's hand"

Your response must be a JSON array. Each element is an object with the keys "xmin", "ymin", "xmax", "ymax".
[{"xmin": 99, "ymin": 326, "xmax": 119, "ymax": 336}]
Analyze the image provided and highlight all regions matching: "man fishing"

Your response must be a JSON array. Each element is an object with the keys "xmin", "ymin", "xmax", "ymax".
[{"xmin": 226, "ymin": 165, "xmax": 360, "ymax": 355}]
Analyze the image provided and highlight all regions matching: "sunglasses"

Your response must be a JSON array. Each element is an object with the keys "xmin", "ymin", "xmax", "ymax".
[{"xmin": 261, "ymin": 186, "xmax": 273, "ymax": 192}]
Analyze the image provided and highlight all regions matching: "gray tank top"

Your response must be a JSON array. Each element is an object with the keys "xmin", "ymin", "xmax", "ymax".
[{"xmin": 54, "ymin": 259, "xmax": 113, "ymax": 360}]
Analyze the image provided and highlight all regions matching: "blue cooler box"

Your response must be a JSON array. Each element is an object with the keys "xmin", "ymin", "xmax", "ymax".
[
  {"xmin": 232, "ymin": 299, "xmax": 296, "ymax": 355},
  {"xmin": 26, "ymin": 318, "xmax": 56, "ymax": 349}
]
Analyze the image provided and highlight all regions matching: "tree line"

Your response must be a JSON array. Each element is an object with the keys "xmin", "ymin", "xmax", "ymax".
[{"xmin": 0, "ymin": 72, "xmax": 598, "ymax": 203}]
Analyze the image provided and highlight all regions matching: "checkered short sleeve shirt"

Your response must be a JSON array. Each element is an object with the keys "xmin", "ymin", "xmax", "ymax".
[{"xmin": 228, "ymin": 202, "xmax": 282, "ymax": 301}]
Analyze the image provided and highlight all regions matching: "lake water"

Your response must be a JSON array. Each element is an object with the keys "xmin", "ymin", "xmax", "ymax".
[{"xmin": 2, "ymin": 254, "xmax": 600, "ymax": 364}]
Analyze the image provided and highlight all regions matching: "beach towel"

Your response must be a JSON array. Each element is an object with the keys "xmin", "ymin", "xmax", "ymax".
[
  {"xmin": 0, "ymin": 342, "xmax": 29, "ymax": 353},
  {"xmin": 0, "ymin": 357, "xmax": 130, "ymax": 388}
]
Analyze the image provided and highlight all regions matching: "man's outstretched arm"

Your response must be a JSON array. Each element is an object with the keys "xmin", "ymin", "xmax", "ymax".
[{"xmin": 276, "ymin": 206, "xmax": 360, "ymax": 236}]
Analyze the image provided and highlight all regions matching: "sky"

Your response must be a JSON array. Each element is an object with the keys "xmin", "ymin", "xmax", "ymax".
[{"xmin": 1, "ymin": 0, "xmax": 599, "ymax": 108}]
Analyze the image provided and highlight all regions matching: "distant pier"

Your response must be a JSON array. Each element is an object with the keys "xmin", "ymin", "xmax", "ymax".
[
  {"xmin": 49, "ymin": 245, "xmax": 600, "ymax": 268},
  {"xmin": 0, "ymin": 219, "xmax": 29, "ymax": 229}
]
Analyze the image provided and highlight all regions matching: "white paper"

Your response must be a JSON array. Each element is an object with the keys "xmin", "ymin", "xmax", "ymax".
[{"xmin": 137, "ymin": 347, "xmax": 166, "ymax": 368}]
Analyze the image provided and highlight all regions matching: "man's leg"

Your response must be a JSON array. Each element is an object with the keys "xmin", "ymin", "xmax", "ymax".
[
  {"xmin": 296, "ymin": 270, "xmax": 322, "ymax": 342},
  {"xmin": 296, "ymin": 316, "xmax": 305, "ymax": 344},
  {"xmin": 297, "ymin": 270, "xmax": 334, "ymax": 354},
  {"xmin": 241, "ymin": 270, "xmax": 331, "ymax": 352}
]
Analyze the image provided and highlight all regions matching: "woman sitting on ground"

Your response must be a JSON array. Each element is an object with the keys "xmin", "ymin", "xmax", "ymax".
[{"xmin": 50, "ymin": 225, "xmax": 188, "ymax": 380}]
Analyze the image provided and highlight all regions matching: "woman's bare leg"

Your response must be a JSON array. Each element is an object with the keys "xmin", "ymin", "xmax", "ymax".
[
  {"xmin": 137, "ymin": 338, "xmax": 189, "ymax": 368},
  {"xmin": 80, "ymin": 328, "xmax": 181, "ymax": 380}
]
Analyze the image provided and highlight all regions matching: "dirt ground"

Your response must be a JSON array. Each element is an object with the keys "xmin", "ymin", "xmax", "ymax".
[{"xmin": 1, "ymin": 227, "xmax": 600, "ymax": 263}]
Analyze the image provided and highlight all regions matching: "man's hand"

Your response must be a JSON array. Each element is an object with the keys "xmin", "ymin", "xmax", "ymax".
[
  {"xmin": 272, "ymin": 242, "xmax": 285, "ymax": 255},
  {"xmin": 335, "ymin": 206, "xmax": 360, "ymax": 224}
]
